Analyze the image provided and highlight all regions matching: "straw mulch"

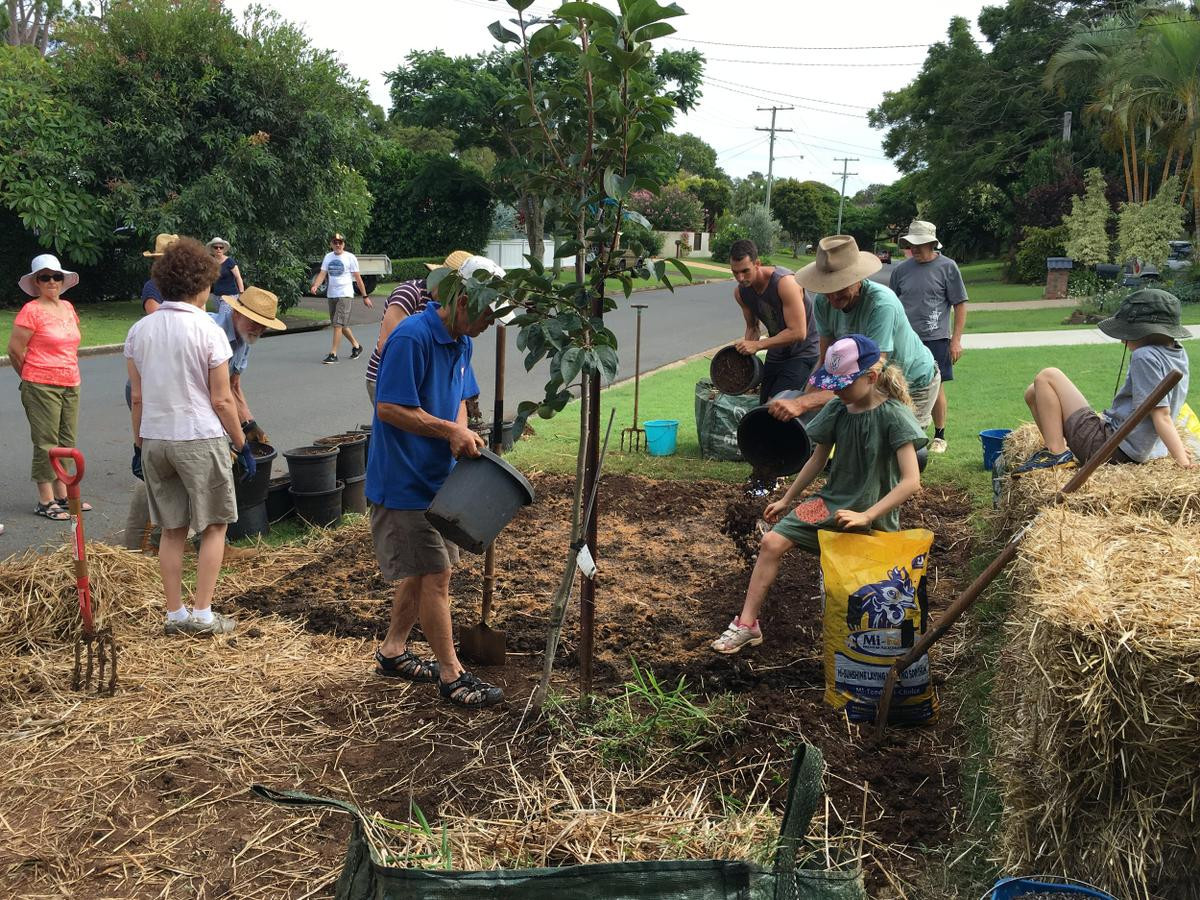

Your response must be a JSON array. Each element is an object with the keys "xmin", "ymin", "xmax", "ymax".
[
  {"xmin": 992, "ymin": 508, "xmax": 1200, "ymax": 900},
  {"xmin": 994, "ymin": 423, "xmax": 1200, "ymax": 532}
]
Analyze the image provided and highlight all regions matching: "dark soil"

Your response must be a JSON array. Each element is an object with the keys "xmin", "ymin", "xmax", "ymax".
[
  {"xmin": 314, "ymin": 432, "xmax": 367, "ymax": 447},
  {"xmin": 249, "ymin": 441, "xmax": 276, "ymax": 459},
  {"xmin": 285, "ymin": 445, "xmax": 338, "ymax": 457},
  {"xmin": 709, "ymin": 346, "xmax": 760, "ymax": 394},
  {"xmin": 223, "ymin": 474, "xmax": 977, "ymax": 894}
]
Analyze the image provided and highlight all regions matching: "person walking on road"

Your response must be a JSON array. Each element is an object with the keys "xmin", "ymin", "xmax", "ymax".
[
  {"xmin": 728, "ymin": 239, "xmax": 819, "ymax": 403},
  {"xmin": 207, "ymin": 237, "xmax": 244, "ymax": 307},
  {"xmin": 367, "ymin": 254, "xmax": 509, "ymax": 708},
  {"xmin": 310, "ymin": 232, "xmax": 372, "ymax": 365},
  {"xmin": 889, "ymin": 220, "xmax": 968, "ymax": 453},
  {"xmin": 8, "ymin": 254, "xmax": 88, "ymax": 521},
  {"xmin": 767, "ymin": 235, "xmax": 939, "ymax": 428},
  {"xmin": 124, "ymin": 238, "xmax": 256, "ymax": 636}
]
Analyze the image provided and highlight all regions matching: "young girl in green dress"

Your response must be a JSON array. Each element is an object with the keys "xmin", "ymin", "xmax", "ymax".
[{"xmin": 711, "ymin": 334, "xmax": 927, "ymax": 654}]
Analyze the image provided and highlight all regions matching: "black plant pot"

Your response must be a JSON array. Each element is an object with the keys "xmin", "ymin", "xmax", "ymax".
[
  {"xmin": 284, "ymin": 445, "xmax": 339, "ymax": 494},
  {"xmin": 291, "ymin": 480, "xmax": 344, "ymax": 528}
]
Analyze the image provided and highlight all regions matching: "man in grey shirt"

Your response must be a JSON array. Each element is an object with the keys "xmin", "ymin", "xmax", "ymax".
[{"xmin": 889, "ymin": 220, "xmax": 968, "ymax": 453}]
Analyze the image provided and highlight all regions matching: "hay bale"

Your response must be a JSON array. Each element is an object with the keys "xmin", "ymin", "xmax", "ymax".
[{"xmin": 993, "ymin": 508, "xmax": 1200, "ymax": 900}]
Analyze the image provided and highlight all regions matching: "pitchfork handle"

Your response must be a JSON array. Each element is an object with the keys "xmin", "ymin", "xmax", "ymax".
[{"xmin": 50, "ymin": 447, "xmax": 86, "ymax": 491}]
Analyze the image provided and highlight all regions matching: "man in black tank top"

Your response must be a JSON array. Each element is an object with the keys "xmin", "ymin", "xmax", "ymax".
[{"xmin": 729, "ymin": 239, "xmax": 820, "ymax": 403}]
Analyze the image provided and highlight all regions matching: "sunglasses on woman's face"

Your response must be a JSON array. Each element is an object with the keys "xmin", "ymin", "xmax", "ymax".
[{"xmin": 36, "ymin": 273, "xmax": 65, "ymax": 283}]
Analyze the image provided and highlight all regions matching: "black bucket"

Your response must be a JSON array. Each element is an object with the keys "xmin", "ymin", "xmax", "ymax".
[
  {"xmin": 234, "ymin": 442, "xmax": 277, "ymax": 508},
  {"xmin": 477, "ymin": 420, "xmax": 517, "ymax": 452},
  {"xmin": 291, "ymin": 480, "xmax": 344, "ymax": 528},
  {"xmin": 425, "ymin": 449, "xmax": 535, "ymax": 553},
  {"xmin": 315, "ymin": 432, "xmax": 368, "ymax": 481},
  {"xmin": 266, "ymin": 475, "xmax": 294, "ymax": 523},
  {"xmin": 227, "ymin": 500, "xmax": 269, "ymax": 541},
  {"xmin": 341, "ymin": 474, "xmax": 367, "ymax": 514},
  {"xmin": 736, "ymin": 406, "xmax": 813, "ymax": 477},
  {"xmin": 709, "ymin": 345, "xmax": 764, "ymax": 395},
  {"xmin": 358, "ymin": 424, "xmax": 372, "ymax": 465},
  {"xmin": 284, "ymin": 445, "xmax": 339, "ymax": 494}
]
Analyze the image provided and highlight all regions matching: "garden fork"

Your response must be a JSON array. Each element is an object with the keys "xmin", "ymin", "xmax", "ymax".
[
  {"xmin": 50, "ymin": 448, "xmax": 118, "ymax": 694},
  {"xmin": 620, "ymin": 304, "xmax": 648, "ymax": 452}
]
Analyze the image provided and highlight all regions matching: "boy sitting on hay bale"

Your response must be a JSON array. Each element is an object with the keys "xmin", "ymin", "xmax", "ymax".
[{"xmin": 1015, "ymin": 288, "xmax": 1193, "ymax": 473}]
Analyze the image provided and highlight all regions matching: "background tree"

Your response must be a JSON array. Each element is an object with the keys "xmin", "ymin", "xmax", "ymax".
[
  {"xmin": 769, "ymin": 178, "xmax": 832, "ymax": 251},
  {"xmin": 875, "ymin": 174, "xmax": 919, "ymax": 241},
  {"xmin": 628, "ymin": 184, "xmax": 703, "ymax": 231},
  {"xmin": 730, "ymin": 171, "xmax": 766, "ymax": 213},
  {"xmin": 678, "ymin": 174, "xmax": 730, "ymax": 232},
  {"xmin": 1118, "ymin": 175, "xmax": 1184, "ymax": 268},
  {"xmin": 1063, "ymin": 166, "xmax": 1112, "ymax": 265}
]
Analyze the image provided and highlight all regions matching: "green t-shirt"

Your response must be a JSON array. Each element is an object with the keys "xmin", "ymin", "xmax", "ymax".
[
  {"xmin": 813, "ymin": 280, "xmax": 936, "ymax": 390},
  {"xmin": 805, "ymin": 397, "xmax": 928, "ymax": 533}
]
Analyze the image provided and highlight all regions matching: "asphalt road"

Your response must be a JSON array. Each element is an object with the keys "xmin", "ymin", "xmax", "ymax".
[{"xmin": 1, "ymin": 277, "xmax": 746, "ymax": 552}]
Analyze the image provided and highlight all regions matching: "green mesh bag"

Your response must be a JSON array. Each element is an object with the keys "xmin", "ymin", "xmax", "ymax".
[
  {"xmin": 253, "ymin": 744, "xmax": 865, "ymax": 900},
  {"xmin": 695, "ymin": 378, "xmax": 760, "ymax": 462}
]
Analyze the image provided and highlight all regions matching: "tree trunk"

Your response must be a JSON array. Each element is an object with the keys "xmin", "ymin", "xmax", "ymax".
[
  {"xmin": 1121, "ymin": 137, "xmax": 1134, "ymax": 204},
  {"xmin": 1130, "ymin": 132, "xmax": 1141, "ymax": 203},
  {"xmin": 576, "ymin": 204, "xmax": 599, "ymax": 701},
  {"xmin": 523, "ymin": 193, "xmax": 545, "ymax": 265}
]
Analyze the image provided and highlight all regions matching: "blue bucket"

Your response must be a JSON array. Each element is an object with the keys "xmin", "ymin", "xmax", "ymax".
[
  {"xmin": 991, "ymin": 875, "xmax": 1115, "ymax": 899},
  {"xmin": 980, "ymin": 428, "xmax": 1011, "ymax": 471},
  {"xmin": 644, "ymin": 419, "xmax": 679, "ymax": 457}
]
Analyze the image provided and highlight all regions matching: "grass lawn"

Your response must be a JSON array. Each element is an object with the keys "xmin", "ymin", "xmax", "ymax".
[
  {"xmin": 506, "ymin": 340, "xmax": 1200, "ymax": 510},
  {"xmin": 966, "ymin": 302, "xmax": 1200, "ymax": 334}
]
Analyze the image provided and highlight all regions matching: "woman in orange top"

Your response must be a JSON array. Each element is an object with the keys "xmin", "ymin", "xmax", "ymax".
[{"xmin": 7, "ymin": 254, "xmax": 89, "ymax": 520}]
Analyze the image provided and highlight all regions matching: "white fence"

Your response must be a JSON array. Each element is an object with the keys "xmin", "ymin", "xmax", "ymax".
[
  {"xmin": 485, "ymin": 237, "xmax": 556, "ymax": 270},
  {"xmin": 655, "ymin": 230, "xmax": 711, "ymax": 256}
]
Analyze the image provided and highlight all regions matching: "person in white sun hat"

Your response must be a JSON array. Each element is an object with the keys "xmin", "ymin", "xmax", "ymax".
[{"xmin": 889, "ymin": 220, "xmax": 968, "ymax": 454}]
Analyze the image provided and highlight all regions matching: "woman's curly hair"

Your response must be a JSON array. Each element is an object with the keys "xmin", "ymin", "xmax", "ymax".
[{"xmin": 151, "ymin": 237, "xmax": 218, "ymax": 301}]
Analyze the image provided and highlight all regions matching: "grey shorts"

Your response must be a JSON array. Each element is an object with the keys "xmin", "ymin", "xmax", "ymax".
[
  {"xmin": 908, "ymin": 368, "xmax": 941, "ymax": 429},
  {"xmin": 370, "ymin": 503, "xmax": 460, "ymax": 581},
  {"xmin": 366, "ymin": 378, "xmax": 376, "ymax": 405},
  {"xmin": 328, "ymin": 296, "xmax": 353, "ymax": 326},
  {"xmin": 1063, "ymin": 408, "xmax": 1133, "ymax": 465},
  {"xmin": 142, "ymin": 437, "xmax": 237, "ymax": 532}
]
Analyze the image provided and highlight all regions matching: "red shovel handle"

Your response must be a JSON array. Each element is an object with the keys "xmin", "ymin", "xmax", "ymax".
[{"xmin": 50, "ymin": 447, "xmax": 86, "ymax": 493}]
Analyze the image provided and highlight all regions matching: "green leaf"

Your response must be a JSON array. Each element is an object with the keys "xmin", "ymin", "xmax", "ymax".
[
  {"xmin": 507, "ymin": 0, "xmax": 537, "ymax": 9},
  {"xmin": 553, "ymin": 239, "xmax": 584, "ymax": 258},
  {"xmin": 559, "ymin": 346, "xmax": 585, "ymax": 384},
  {"xmin": 528, "ymin": 23, "xmax": 559, "ymax": 56},
  {"xmin": 602, "ymin": 167, "xmax": 636, "ymax": 201},
  {"xmin": 596, "ymin": 344, "xmax": 619, "ymax": 384},
  {"xmin": 488, "ymin": 20, "xmax": 521, "ymax": 44},
  {"xmin": 665, "ymin": 257, "xmax": 691, "ymax": 280},
  {"xmin": 633, "ymin": 22, "xmax": 676, "ymax": 40},
  {"xmin": 555, "ymin": 1, "xmax": 619, "ymax": 27}
]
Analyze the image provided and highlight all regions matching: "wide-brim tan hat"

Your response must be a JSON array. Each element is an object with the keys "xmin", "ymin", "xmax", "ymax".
[
  {"xmin": 899, "ymin": 220, "xmax": 941, "ymax": 249},
  {"xmin": 206, "ymin": 237, "xmax": 231, "ymax": 252},
  {"xmin": 223, "ymin": 286, "xmax": 286, "ymax": 331},
  {"xmin": 425, "ymin": 249, "xmax": 474, "ymax": 272},
  {"xmin": 795, "ymin": 235, "xmax": 882, "ymax": 294},
  {"xmin": 143, "ymin": 233, "xmax": 181, "ymax": 257},
  {"xmin": 19, "ymin": 253, "xmax": 80, "ymax": 296}
]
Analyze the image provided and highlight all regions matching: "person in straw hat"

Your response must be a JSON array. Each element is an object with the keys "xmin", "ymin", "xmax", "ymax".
[
  {"xmin": 768, "ymin": 235, "xmax": 940, "ymax": 430},
  {"xmin": 141, "ymin": 233, "xmax": 180, "ymax": 313},
  {"xmin": 310, "ymin": 232, "xmax": 372, "ymax": 365},
  {"xmin": 889, "ymin": 220, "xmax": 968, "ymax": 454},
  {"xmin": 1015, "ymin": 288, "xmax": 1193, "ymax": 473},
  {"xmin": 210, "ymin": 286, "xmax": 285, "ymax": 446}
]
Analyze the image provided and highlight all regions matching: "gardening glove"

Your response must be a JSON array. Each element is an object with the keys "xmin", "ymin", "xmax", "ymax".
[
  {"xmin": 231, "ymin": 443, "xmax": 257, "ymax": 483},
  {"xmin": 131, "ymin": 445, "xmax": 144, "ymax": 481},
  {"xmin": 242, "ymin": 419, "xmax": 269, "ymax": 445}
]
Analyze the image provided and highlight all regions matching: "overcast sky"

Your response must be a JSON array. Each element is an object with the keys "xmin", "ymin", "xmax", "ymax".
[{"xmin": 226, "ymin": 0, "xmax": 991, "ymax": 194}]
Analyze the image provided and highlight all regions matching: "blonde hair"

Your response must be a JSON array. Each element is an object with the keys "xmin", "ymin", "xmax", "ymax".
[{"xmin": 867, "ymin": 360, "xmax": 913, "ymax": 409}]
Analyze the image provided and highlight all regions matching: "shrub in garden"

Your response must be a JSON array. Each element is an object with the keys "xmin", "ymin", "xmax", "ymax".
[
  {"xmin": 738, "ymin": 203, "xmax": 782, "ymax": 257},
  {"xmin": 619, "ymin": 221, "xmax": 664, "ymax": 258},
  {"xmin": 1063, "ymin": 168, "xmax": 1112, "ymax": 266},
  {"xmin": 710, "ymin": 222, "xmax": 749, "ymax": 263},
  {"xmin": 1011, "ymin": 225, "xmax": 1068, "ymax": 283},
  {"xmin": 390, "ymin": 258, "xmax": 442, "ymax": 282},
  {"xmin": 1067, "ymin": 268, "xmax": 1103, "ymax": 298},
  {"xmin": 629, "ymin": 185, "xmax": 703, "ymax": 232},
  {"xmin": 1117, "ymin": 176, "xmax": 1184, "ymax": 269}
]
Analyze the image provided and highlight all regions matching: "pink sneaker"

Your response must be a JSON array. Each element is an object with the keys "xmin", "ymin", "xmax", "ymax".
[{"xmin": 711, "ymin": 618, "xmax": 763, "ymax": 654}]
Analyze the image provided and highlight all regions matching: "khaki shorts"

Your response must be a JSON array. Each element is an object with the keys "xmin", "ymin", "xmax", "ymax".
[
  {"xmin": 370, "ymin": 504, "xmax": 460, "ymax": 581},
  {"xmin": 908, "ymin": 368, "xmax": 941, "ymax": 429},
  {"xmin": 1063, "ymin": 408, "xmax": 1133, "ymax": 465},
  {"xmin": 142, "ymin": 437, "xmax": 237, "ymax": 532},
  {"xmin": 328, "ymin": 296, "xmax": 353, "ymax": 327}
]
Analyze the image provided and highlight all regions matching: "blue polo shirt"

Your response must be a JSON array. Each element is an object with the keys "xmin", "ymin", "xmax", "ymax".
[
  {"xmin": 209, "ymin": 302, "xmax": 252, "ymax": 375},
  {"xmin": 367, "ymin": 302, "xmax": 481, "ymax": 510}
]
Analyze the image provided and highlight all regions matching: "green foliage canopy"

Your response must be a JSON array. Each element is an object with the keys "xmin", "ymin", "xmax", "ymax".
[
  {"xmin": 769, "ymin": 178, "xmax": 832, "ymax": 249},
  {"xmin": 1063, "ymin": 167, "xmax": 1111, "ymax": 265}
]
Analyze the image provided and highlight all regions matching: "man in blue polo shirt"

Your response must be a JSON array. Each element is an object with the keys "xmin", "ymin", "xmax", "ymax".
[{"xmin": 367, "ymin": 255, "xmax": 509, "ymax": 709}]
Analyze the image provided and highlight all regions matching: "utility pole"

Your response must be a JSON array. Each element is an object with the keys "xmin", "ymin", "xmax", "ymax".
[
  {"xmin": 832, "ymin": 157, "xmax": 859, "ymax": 233},
  {"xmin": 756, "ymin": 105, "xmax": 793, "ymax": 212}
]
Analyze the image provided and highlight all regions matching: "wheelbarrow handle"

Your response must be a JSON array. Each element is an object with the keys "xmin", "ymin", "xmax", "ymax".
[{"xmin": 50, "ymin": 447, "xmax": 86, "ymax": 490}]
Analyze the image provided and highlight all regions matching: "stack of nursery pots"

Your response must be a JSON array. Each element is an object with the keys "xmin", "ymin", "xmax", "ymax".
[
  {"xmin": 315, "ymin": 431, "xmax": 369, "ymax": 515},
  {"xmin": 228, "ymin": 442, "xmax": 276, "ymax": 540},
  {"xmin": 283, "ymin": 444, "xmax": 342, "ymax": 527},
  {"xmin": 265, "ymin": 474, "xmax": 294, "ymax": 524}
]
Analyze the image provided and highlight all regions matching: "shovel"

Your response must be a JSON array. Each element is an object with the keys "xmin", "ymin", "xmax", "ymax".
[{"xmin": 459, "ymin": 324, "xmax": 508, "ymax": 666}]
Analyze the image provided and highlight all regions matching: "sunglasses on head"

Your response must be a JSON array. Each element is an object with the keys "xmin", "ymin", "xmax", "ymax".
[{"xmin": 37, "ymin": 273, "xmax": 65, "ymax": 283}]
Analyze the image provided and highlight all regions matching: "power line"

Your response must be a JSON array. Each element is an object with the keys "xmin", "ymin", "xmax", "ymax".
[
  {"xmin": 706, "ymin": 57, "xmax": 923, "ymax": 67},
  {"xmin": 704, "ymin": 79, "xmax": 871, "ymax": 119},
  {"xmin": 704, "ymin": 76, "xmax": 874, "ymax": 110}
]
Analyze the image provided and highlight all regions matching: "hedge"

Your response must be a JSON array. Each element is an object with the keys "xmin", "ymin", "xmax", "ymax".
[{"xmin": 389, "ymin": 257, "xmax": 441, "ymax": 283}]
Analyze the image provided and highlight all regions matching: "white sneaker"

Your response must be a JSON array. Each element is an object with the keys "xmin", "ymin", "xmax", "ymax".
[
  {"xmin": 179, "ymin": 611, "xmax": 237, "ymax": 636},
  {"xmin": 711, "ymin": 619, "xmax": 763, "ymax": 654},
  {"xmin": 929, "ymin": 437, "xmax": 948, "ymax": 454}
]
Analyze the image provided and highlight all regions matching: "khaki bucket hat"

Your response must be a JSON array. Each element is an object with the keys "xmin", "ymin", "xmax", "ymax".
[
  {"xmin": 794, "ymin": 235, "xmax": 882, "ymax": 295},
  {"xmin": 899, "ymin": 220, "xmax": 942, "ymax": 249},
  {"xmin": 223, "ymin": 286, "xmax": 286, "ymax": 331},
  {"xmin": 143, "ymin": 234, "xmax": 181, "ymax": 258},
  {"xmin": 1098, "ymin": 288, "xmax": 1190, "ymax": 342}
]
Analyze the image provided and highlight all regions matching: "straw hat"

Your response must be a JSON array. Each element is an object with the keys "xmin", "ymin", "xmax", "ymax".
[
  {"xmin": 19, "ymin": 253, "xmax": 80, "ymax": 296},
  {"xmin": 143, "ymin": 233, "xmax": 181, "ymax": 258},
  {"xmin": 222, "ymin": 286, "xmax": 286, "ymax": 331},
  {"xmin": 899, "ymin": 220, "xmax": 942, "ymax": 249},
  {"xmin": 425, "ymin": 250, "xmax": 475, "ymax": 273},
  {"xmin": 794, "ymin": 235, "xmax": 882, "ymax": 294},
  {"xmin": 206, "ymin": 237, "xmax": 231, "ymax": 252}
]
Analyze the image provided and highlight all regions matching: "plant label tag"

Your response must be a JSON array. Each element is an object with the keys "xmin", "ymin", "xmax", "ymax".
[{"xmin": 576, "ymin": 543, "xmax": 597, "ymax": 579}]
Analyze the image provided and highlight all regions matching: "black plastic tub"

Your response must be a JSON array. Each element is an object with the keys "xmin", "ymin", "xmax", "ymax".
[
  {"xmin": 266, "ymin": 474, "xmax": 294, "ymax": 523},
  {"xmin": 425, "ymin": 449, "xmax": 534, "ymax": 553},
  {"xmin": 227, "ymin": 500, "xmax": 269, "ymax": 541},
  {"xmin": 341, "ymin": 474, "xmax": 367, "ymax": 514},
  {"xmin": 736, "ymin": 405, "xmax": 813, "ymax": 477},
  {"xmin": 315, "ymin": 432, "xmax": 368, "ymax": 481},
  {"xmin": 284, "ymin": 445, "xmax": 339, "ymax": 494},
  {"xmin": 234, "ymin": 442, "xmax": 277, "ymax": 508},
  {"xmin": 358, "ymin": 424, "xmax": 372, "ymax": 465},
  {"xmin": 709, "ymin": 345, "xmax": 764, "ymax": 395},
  {"xmin": 291, "ymin": 480, "xmax": 344, "ymax": 528}
]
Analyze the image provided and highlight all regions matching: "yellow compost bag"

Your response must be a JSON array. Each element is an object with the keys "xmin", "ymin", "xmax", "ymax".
[
  {"xmin": 819, "ymin": 528, "xmax": 938, "ymax": 726},
  {"xmin": 1178, "ymin": 403, "xmax": 1200, "ymax": 458}
]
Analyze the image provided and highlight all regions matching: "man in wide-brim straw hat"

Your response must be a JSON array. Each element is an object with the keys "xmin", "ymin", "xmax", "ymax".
[
  {"xmin": 767, "ymin": 235, "xmax": 941, "ymax": 428},
  {"xmin": 211, "ymin": 286, "xmax": 285, "ymax": 446}
]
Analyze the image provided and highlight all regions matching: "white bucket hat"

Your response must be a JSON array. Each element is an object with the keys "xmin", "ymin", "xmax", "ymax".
[
  {"xmin": 899, "ymin": 220, "xmax": 941, "ymax": 249},
  {"xmin": 19, "ymin": 254, "xmax": 80, "ymax": 296},
  {"xmin": 458, "ymin": 255, "xmax": 516, "ymax": 324}
]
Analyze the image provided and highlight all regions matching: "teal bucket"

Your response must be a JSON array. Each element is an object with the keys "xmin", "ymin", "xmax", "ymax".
[
  {"xmin": 980, "ymin": 429, "xmax": 1011, "ymax": 471},
  {"xmin": 644, "ymin": 419, "xmax": 680, "ymax": 457}
]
